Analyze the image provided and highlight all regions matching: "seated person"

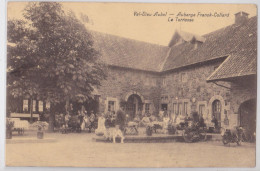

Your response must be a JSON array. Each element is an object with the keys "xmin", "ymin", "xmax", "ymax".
[
  {"xmin": 150, "ymin": 114, "xmax": 157, "ymax": 122},
  {"xmin": 111, "ymin": 111, "xmax": 116, "ymax": 119},
  {"xmin": 133, "ymin": 115, "xmax": 141, "ymax": 123},
  {"xmin": 184, "ymin": 114, "xmax": 192, "ymax": 122},
  {"xmin": 89, "ymin": 111, "xmax": 95, "ymax": 122},
  {"xmin": 211, "ymin": 115, "xmax": 219, "ymax": 131},
  {"xmin": 141, "ymin": 115, "xmax": 151, "ymax": 126},
  {"xmin": 146, "ymin": 112, "xmax": 151, "ymax": 117},
  {"xmin": 125, "ymin": 114, "xmax": 130, "ymax": 123},
  {"xmin": 174, "ymin": 114, "xmax": 181, "ymax": 124},
  {"xmin": 158, "ymin": 110, "xmax": 164, "ymax": 121}
]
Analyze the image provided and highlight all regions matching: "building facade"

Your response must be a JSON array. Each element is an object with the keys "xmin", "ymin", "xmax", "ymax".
[
  {"xmin": 9, "ymin": 12, "xmax": 257, "ymax": 133},
  {"xmin": 92, "ymin": 11, "xmax": 257, "ymax": 131}
]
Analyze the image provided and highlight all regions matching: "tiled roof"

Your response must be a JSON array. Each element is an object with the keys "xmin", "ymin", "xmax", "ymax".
[
  {"xmin": 162, "ymin": 16, "xmax": 257, "ymax": 72},
  {"xmin": 207, "ymin": 46, "xmax": 257, "ymax": 81},
  {"xmin": 207, "ymin": 17, "xmax": 257, "ymax": 81},
  {"xmin": 91, "ymin": 31, "xmax": 169, "ymax": 72},
  {"xmin": 90, "ymin": 16, "xmax": 256, "ymax": 77}
]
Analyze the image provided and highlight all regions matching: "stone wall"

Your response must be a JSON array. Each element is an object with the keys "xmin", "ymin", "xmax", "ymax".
[
  {"xmin": 228, "ymin": 81, "xmax": 257, "ymax": 127},
  {"xmin": 96, "ymin": 62, "xmax": 256, "ymax": 128},
  {"xmin": 97, "ymin": 66, "xmax": 161, "ymax": 115},
  {"xmin": 160, "ymin": 61, "xmax": 232, "ymax": 126},
  {"xmin": 230, "ymin": 81, "xmax": 257, "ymax": 114}
]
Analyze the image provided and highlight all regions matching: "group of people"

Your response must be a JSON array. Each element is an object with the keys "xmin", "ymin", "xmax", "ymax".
[
  {"xmin": 55, "ymin": 109, "xmax": 97, "ymax": 133},
  {"xmin": 130, "ymin": 110, "xmax": 207, "ymax": 133},
  {"xmin": 55, "ymin": 105, "xmax": 216, "ymax": 137}
]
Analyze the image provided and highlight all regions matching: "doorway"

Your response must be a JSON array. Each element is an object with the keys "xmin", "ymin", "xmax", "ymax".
[
  {"xmin": 212, "ymin": 100, "xmax": 221, "ymax": 127},
  {"xmin": 126, "ymin": 94, "xmax": 143, "ymax": 120},
  {"xmin": 161, "ymin": 103, "xmax": 168, "ymax": 111},
  {"xmin": 238, "ymin": 99, "xmax": 256, "ymax": 138}
]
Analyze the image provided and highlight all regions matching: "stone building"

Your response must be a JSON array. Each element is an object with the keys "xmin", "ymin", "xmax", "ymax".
[
  {"xmin": 207, "ymin": 12, "xmax": 257, "ymax": 133},
  {"xmin": 10, "ymin": 12, "xmax": 256, "ymax": 133},
  {"xmin": 91, "ymin": 11, "xmax": 257, "ymax": 130}
]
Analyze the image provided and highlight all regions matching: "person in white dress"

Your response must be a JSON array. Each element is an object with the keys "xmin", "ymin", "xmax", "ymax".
[
  {"xmin": 95, "ymin": 113, "xmax": 106, "ymax": 136},
  {"xmin": 163, "ymin": 114, "xmax": 170, "ymax": 134}
]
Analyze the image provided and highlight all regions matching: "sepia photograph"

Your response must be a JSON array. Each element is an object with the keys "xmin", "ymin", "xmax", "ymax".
[{"xmin": 5, "ymin": 1, "xmax": 257, "ymax": 168}]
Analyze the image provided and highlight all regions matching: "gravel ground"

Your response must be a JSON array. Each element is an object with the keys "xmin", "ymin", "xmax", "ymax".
[{"xmin": 5, "ymin": 131, "xmax": 256, "ymax": 168}]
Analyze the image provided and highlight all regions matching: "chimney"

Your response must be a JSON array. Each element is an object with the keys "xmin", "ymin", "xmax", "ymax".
[{"xmin": 234, "ymin": 11, "xmax": 249, "ymax": 25}]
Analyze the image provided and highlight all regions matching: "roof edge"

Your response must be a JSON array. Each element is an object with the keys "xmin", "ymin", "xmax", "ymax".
[
  {"xmin": 206, "ymin": 73, "xmax": 256, "ymax": 82},
  {"xmin": 159, "ymin": 48, "xmax": 172, "ymax": 72},
  {"xmin": 206, "ymin": 55, "xmax": 232, "ymax": 81},
  {"xmin": 107, "ymin": 64, "xmax": 161, "ymax": 74},
  {"xmin": 162, "ymin": 55, "xmax": 229, "ymax": 73}
]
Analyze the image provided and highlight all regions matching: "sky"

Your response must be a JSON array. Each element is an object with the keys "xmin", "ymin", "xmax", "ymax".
[{"xmin": 7, "ymin": 2, "xmax": 257, "ymax": 46}]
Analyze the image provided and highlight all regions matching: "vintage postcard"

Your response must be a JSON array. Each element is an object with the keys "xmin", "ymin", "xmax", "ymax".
[{"xmin": 6, "ymin": 2, "xmax": 257, "ymax": 168}]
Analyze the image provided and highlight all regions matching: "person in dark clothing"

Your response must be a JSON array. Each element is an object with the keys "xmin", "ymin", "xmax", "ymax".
[
  {"xmin": 192, "ymin": 112, "xmax": 199, "ymax": 123},
  {"xmin": 211, "ymin": 115, "xmax": 219, "ymax": 130},
  {"xmin": 198, "ymin": 114, "xmax": 206, "ymax": 127},
  {"xmin": 115, "ymin": 109, "xmax": 126, "ymax": 131},
  {"xmin": 77, "ymin": 110, "xmax": 84, "ymax": 125}
]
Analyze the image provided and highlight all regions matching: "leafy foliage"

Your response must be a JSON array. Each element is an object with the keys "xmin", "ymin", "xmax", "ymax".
[{"xmin": 7, "ymin": 2, "xmax": 106, "ymax": 104}]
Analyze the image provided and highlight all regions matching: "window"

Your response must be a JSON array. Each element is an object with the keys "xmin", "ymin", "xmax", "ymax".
[
  {"xmin": 199, "ymin": 104, "xmax": 206, "ymax": 116},
  {"xmin": 181, "ymin": 73, "xmax": 187, "ymax": 82},
  {"xmin": 46, "ymin": 101, "xmax": 51, "ymax": 111},
  {"xmin": 162, "ymin": 78, "xmax": 167, "ymax": 86},
  {"xmin": 213, "ymin": 100, "xmax": 221, "ymax": 112},
  {"xmin": 32, "ymin": 100, "xmax": 36, "ymax": 112},
  {"xmin": 108, "ymin": 101, "xmax": 115, "ymax": 112},
  {"xmin": 145, "ymin": 103, "xmax": 150, "ymax": 113},
  {"xmin": 173, "ymin": 103, "xmax": 177, "ymax": 114},
  {"xmin": 161, "ymin": 104, "xmax": 168, "ymax": 111},
  {"xmin": 184, "ymin": 102, "xmax": 188, "ymax": 115},
  {"xmin": 38, "ymin": 101, "xmax": 43, "ymax": 112},
  {"xmin": 178, "ymin": 103, "xmax": 182, "ymax": 115},
  {"xmin": 23, "ymin": 99, "xmax": 29, "ymax": 112}
]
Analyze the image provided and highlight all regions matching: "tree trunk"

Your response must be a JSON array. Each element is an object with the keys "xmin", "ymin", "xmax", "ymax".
[
  {"xmin": 48, "ymin": 105, "xmax": 55, "ymax": 132},
  {"xmin": 30, "ymin": 97, "xmax": 33, "ymax": 123}
]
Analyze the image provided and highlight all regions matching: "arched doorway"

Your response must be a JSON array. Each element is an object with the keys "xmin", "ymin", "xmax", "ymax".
[
  {"xmin": 238, "ymin": 99, "xmax": 256, "ymax": 138},
  {"xmin": 212, "ymin": 100, "xmax": 221, "ymax": 127},
  {"xmin": 126, "ymin": 94, "xmax": 143, "ymax": 120}
]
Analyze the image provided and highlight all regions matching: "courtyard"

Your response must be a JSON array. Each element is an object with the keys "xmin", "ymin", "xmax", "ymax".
[
  {"xmin": 6, "ymin": 131, "xmax": 256, "ymax": 168},
  {"xmin": 5, "ymin": 2, "xmax": 257, "ymax": 169}
]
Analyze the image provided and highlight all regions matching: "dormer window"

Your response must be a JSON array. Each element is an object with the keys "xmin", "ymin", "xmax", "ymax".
[{"xmin": 168, "ymin": 30, "xmax": 205, "ymax": 47}]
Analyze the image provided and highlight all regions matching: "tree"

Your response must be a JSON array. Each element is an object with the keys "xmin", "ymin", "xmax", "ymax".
[{"xmin": 7, "ymin": 2, "xmax": 107, "ymax": 126}]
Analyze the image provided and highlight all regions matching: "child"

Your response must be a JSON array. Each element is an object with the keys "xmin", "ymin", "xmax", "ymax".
[
  {"xmin": 104, "ymin": 125, "xmax": 125, "ymax": 143},
  {"xmin": 112, "ymin": 125, "xmax": 125, "ymax": 143}
]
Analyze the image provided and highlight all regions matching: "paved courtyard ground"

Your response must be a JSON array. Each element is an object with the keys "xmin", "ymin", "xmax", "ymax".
[{"xmin": 6, "ymin": 131, "xmax": 256, "ymax": 168}]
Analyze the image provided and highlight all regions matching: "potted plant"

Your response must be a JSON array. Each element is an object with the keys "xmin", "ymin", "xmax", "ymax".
[
  {"xmin": 6, "ymin": 118, "xmax": 14, "ymax": 139},
  {"xmin": 168, "ymin": 124, "xmax": 176, "ymax": 135},
  {"xmin": 32, "ymin": 121, "xmax": 49, "ymax": 139},
  {"xmin": 146, "ymin": 124, "xmax": 153, "ymax": 136}
]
